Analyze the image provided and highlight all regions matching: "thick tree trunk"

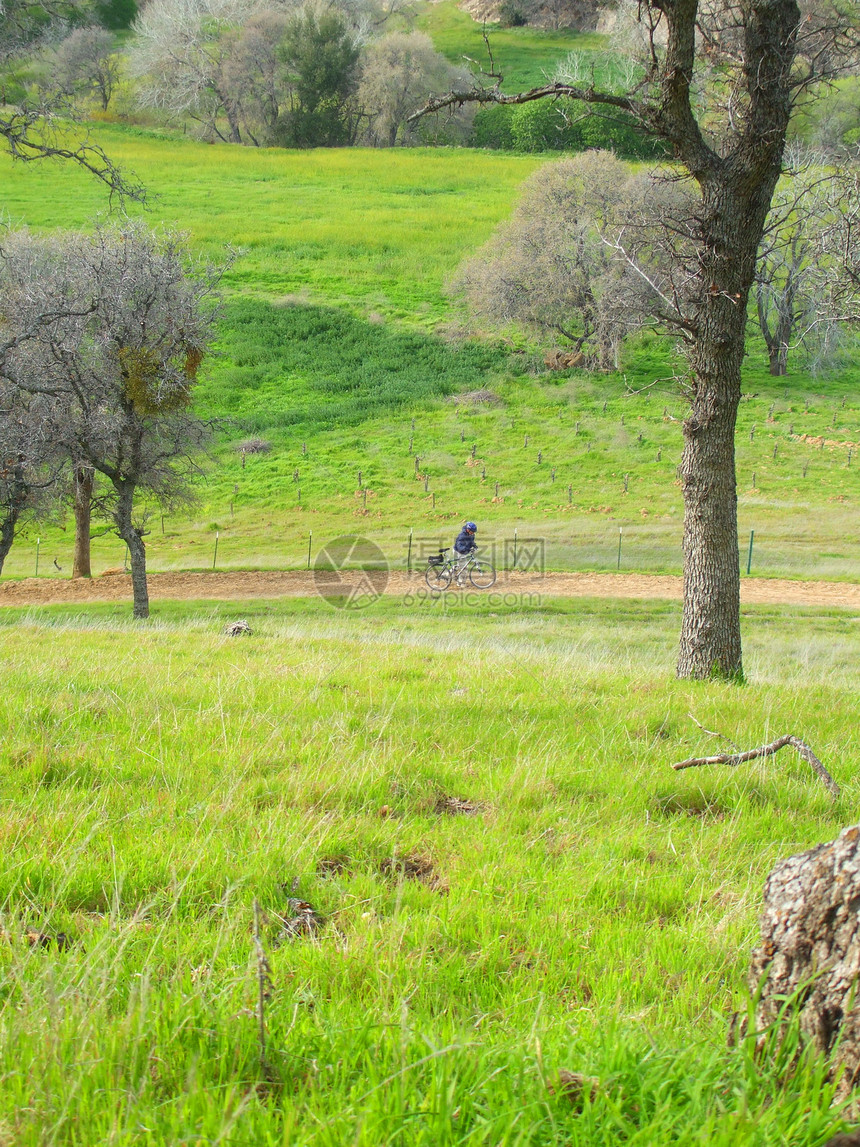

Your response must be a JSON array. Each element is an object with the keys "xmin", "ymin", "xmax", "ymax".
[
  {"xmin": 746, "ymin": 824, "xmax": 860, "ymax": 1098},
  {"xmin": 72, "ymin": 464, "xmax": 93, "ymax": 579},
  {"xmin": 113, "ymin": 482, "xmax": 149, "ymax": 619},
  {"xmin": 677, "ymin": 177, "xmax": 781, "ymax": 680}
]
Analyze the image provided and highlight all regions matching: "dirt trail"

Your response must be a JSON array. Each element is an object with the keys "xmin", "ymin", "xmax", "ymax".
[{"xmin": 1, "ymin": 569, "xmax": 859, "ymax": 609}]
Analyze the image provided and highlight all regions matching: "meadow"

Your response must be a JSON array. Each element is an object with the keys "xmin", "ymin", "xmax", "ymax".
[
  {"xmin": 0, "ymin": 595, "xmax": 857, "ymax": 1144},
  {"xmin": 2, "ymin": 132, "xmax": 859, "ymax": 583},
  {"xmin": 2, "ymin": 10, "xmax": 860, "ymax": 1138}
]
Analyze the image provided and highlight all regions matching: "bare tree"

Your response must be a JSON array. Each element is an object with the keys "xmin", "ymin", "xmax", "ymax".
[
  {"xmin": 0, "ymin": 0, "xmax": 143, "ymax": 198},
  {"xmin": 0, "ymin": 388, "xmax": 66, "ymax": 574},
  {"xmin": 53, "ymin": 25, "xmax": 121, "ymax": 111},
  {"xmin": 1, "ymin": 225, "xmax": 222, "ymax": 616},
  {"xmin": 357, "ymin": 32, "xmax": 473, "ymax": 147},
  {"xmin": 412, "ymin": 0, "xmax": 860, "ymax": 680},
  {"xmin": 0, "ymin": 232, "xmax": 80, "ymax": 573},
  {"xmin": 755, "ymin": 155, "xmax": 860, "ymax": 374},
  {"xmin": 452, "ymin": 150, "xmax": 687, "ymax": 369},
  {"xmin": 223, "ymin": 9, "xmax": 289, "ymax": 145},
  {"xmin": 129, "ymin": 0, "xmax": 256, "ymax": 143}
]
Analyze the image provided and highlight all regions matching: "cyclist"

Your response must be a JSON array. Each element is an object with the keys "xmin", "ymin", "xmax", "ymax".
[{"xmin": 453, "ymin": 520, "xmax": 478, "ymax": 584}]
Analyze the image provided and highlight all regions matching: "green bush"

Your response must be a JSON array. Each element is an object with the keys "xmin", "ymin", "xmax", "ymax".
[
  {"xmin": 472, "ymin": 99, "xmax": 666, "ymax": 159},
  {"xmin": 471, "ymin": 105, "xmax": 516, "ymax": 149},
  {"xmin": 498, "ymin": 0, "xmax": 529, "ymax": 25},
  {"xmin": 94, "ymin": 0, "xmax": 137, "ymax": 29}
]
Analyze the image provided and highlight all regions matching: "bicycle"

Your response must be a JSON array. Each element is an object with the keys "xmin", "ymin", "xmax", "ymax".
[{"xmin": 424, "ymin": 547, "xmax": 496, "ymax": 591}]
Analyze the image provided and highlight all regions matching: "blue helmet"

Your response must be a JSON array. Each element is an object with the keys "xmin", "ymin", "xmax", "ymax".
[{"xmin": 465, "ymin": 521, "xmax": 477, "ymax": 531}]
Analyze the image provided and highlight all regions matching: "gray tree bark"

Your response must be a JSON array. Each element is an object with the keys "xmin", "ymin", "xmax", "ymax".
[
  {"xmin": 748, "ymin": 824, "xmax": 860, "ymax": 1098},
  {"xmin": 678, "ymin": 175, "xmax": 781, "ymax": 678},
  {"xmin": 72, "ymin": 463, "xmax": 93, "ymax": 578},
  {"xmin": 113, "ymin": 481, "xmax": 149, "ymax": 619}
]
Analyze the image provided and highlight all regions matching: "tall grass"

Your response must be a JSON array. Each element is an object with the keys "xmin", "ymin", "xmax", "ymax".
[{"xmin": 0, "ymin": 597, "xmax": 855, "ymax": 1143}]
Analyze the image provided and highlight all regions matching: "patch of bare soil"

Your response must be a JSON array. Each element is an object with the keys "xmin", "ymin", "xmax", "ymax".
[{"xmin": 1, "ymin": 568, "xmax": 859, "ymax": 609}]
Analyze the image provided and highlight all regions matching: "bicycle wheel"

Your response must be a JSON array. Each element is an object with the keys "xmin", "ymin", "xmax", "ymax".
[
  {"xmin": 469, "ymin": 561, "xmax": 496, "ymax": 589},
  {"xmin": 425, "ymin": 564, "xmax": 453, "ymax": 591}
]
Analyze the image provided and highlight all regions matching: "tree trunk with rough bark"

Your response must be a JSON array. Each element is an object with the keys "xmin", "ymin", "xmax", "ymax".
[
  {"xmin": 72, "ymin": 463, "xmax": 93, "ymax": 578},
  {"xmin": 678, "ymin": 175, "xmax": 781, "ymax": 679},
  {"xmin": 746, "ymin": 824, "xmax": 860, "ymax": 1099},
  {"xmin": 112, "ymin": 481, "xmax": 149, "ymax": 618}
]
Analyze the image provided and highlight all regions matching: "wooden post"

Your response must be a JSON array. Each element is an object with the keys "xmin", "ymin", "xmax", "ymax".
[
  {"xmin": 212, "ymin": 532, "xmax": 219, "ymax": 570},
  {"xmin": 407, "ymin": 528, "xmax": 413, "ymax": 572},
  {"xmin": 307, "ymin": 532, "xmax": 312, "ymax": 569}
]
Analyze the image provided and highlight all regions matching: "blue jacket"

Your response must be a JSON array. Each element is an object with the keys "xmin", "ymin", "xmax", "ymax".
[{"xmin": 453, "ymin": 528, "xmax": 477, "ymax": 555}]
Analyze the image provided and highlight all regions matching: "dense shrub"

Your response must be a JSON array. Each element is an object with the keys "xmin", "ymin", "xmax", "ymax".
[
  {"xmin": 471, "ymin": 105, "xmax": 516, "ymax": 150},
  {"xmin": 498, "ymin": 0, "xmax": 529, "ymax": 25},
  {"xmin": 471, "ymin": 100, "xmax": 665, "ymax": 159}
]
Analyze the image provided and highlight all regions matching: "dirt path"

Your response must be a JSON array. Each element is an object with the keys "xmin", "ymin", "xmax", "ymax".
[{"xmin": 1, "ymin": 568, "xmax": 859, "ymax": 609}]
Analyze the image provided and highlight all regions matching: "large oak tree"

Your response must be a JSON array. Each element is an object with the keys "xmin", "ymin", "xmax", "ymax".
[{"xmin": 414, "ymin": 0, "xmax": 859, "ymax": 680}]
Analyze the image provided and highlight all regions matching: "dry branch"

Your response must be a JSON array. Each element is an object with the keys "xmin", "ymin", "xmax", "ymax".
[{"xmin": 672, "ymin": 734, "xmax": 839, "ymax": 796}]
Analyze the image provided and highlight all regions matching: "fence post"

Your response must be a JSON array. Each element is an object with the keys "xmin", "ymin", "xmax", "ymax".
[
  {"xmin": 616, "ymin": 527, "xmax": 622, "ymax": 570},
  {"xmin": 746, "ymin": 529, "xmax": 754, "ymax": 576},
  {"xmin": 513, "ymin": 528, "xmax": 518, "ymax": 569},
  {"xmin": 407, "ymin": 528, "xmax": 413, "ymax": 573},
  {"xmin": 307, "ymin": 531, "xmax": 312, "ymax": 571},
  {"xmin": 35, "ymin": 537, "xmax": 40, "ymax": 577},
  {"xmin": 212, "ymin": 531, "xmax": 219, "ymax": 571}
]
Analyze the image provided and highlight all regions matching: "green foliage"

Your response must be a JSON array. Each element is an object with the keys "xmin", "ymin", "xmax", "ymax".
[
  {"xmin": 208, "ymin": 299, "xmax": 508, "ymax": 431},
  {"xmin": 503, "ymin": 100, "xmax": 666, "ymax": 159},
  {"xmin": 94, "ymin": 0, "xmax": 137, "ymax": 30},
  {"xmin": 277, "ymin": 8, "xmax": 361, "ymax": 148},
  {"xmin": 471, "ymin": 104, "xmax": 517, "ymax": 149}
]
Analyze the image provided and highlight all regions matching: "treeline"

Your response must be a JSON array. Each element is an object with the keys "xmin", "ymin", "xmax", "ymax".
[{"xmin": 2, "ymin": 0, "xmax": 661, "ymax": 155}]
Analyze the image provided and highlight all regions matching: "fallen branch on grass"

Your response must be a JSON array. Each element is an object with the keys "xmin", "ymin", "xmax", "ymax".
[{"xmin": 672, "ymin": 734, "xmax": 840, "ymax": 797}]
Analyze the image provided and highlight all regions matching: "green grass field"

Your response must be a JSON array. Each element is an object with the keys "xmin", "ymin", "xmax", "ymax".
[
  {"xmin": 0, "ymin": 597, "xmax": 855, "ymax": 1144},
  {"xmin": 2, "ymin": 16, "xmax": 860, "ymax": 1137},
  {"xmin": 2, "ymin": 130, "xmax": 860, "ymax": 582},
  {"xmin": 415, "ymin": 1, "xmax": 611, "ymax": 90}
]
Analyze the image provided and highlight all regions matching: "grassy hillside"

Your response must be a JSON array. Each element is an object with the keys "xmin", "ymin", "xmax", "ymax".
[
  {"xmin": 0, "ymin": 597, "xmax": 854, "ymax": 1144},
  {"xmin": 415, "ymin": 0, "xmax": 610, "ymax": 90},
  {"xmin": 2, "ymin": 131, "xmax": 859, "ymax": 583}
]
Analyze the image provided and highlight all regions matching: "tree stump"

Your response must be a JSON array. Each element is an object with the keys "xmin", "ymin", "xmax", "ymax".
[{"xmin": 748, "ymin": 824, "xmax": 860, "ymax": 1096}]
